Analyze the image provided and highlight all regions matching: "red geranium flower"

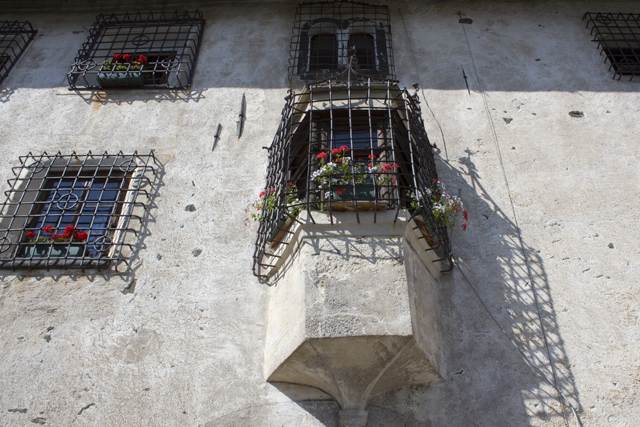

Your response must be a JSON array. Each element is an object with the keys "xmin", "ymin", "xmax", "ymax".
[
  {"xmin": 368, "ymin": 154, "xmax": 376, "ymax": 159},
  {"xmin": 331, "ymin": 148, "xmax": 342, "ymax": 155},
  {"xmin": 339, "ymin": 146, "xmax": 350, "ymax": 152},
  {"xmin": 64, "ymin": 225, "xmax": 75, "ymax": 236},
  {"xmin": 462, "ymin": 221, "xmax": 467, "ymax": 231},
  {"xmin": 26, "ymin": 231, "xmax": 35, "ymax": 239},
  {"xmin": 76, "ymin": 232, "xmax": 88, "ymax": 241},
  {"xmin": 317, "ymin": 152, "xmax": 328, "ymax": 159},
  {"xmin": 336, "ymin": 188, "xmax": 346, "ymax": 195},
  {"xmin": 113, "ymin": 53, "xmax": 122, "ymax": 62},
  {"xmin": 463, "ymin": 210, "xmax": 468, "ymax": 221},
  {"xmin": 122, "ymin": 54, "xmax": 132, "ymax": 63},
  {"xmin": 137, "ymin": 55, "xmax": 148, "ymax": 63},
  {"xmin": 43, "ymin": 225, "xmax": 54, "ymax": 233},
  {"xmin": 259, "ymin": 191, "xmax": 266, "ymax": 198}
]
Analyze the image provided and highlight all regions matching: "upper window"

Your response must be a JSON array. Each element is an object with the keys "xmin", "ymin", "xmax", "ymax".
[
  {"xmin": 0, "ymin": 152, "xmax": 158, "ymax": 268},
  {"xmin": 289, "ymin": 1, "xmax": 395, "ymax": 82},
  {"xmin": 67, "ymin": 11, "xmax": 205, "ymax": 90},
  {"xmin": 0, "ymin": 21, "xmax": 38, "ymax": 85},
  {"xmin": 584, "ymin": 12, "xmax": 640, "ymax": 80}
]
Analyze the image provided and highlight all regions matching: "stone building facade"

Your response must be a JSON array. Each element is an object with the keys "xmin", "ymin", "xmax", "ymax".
[{"xmin": 0, "ymin": 1, "xmax": 639, "ymax": 426}]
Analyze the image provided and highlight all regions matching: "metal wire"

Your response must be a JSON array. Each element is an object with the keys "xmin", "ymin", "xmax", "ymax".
[
  {"xmin": 252, "ymin": 65, "xmax": 451, "ymax": 278},
  {"xmin": 0, "ymin": 151, "xmax": 158, "ymax": 268},
  {"xmin": 289, "ymin": 0, "xmax": 395, "ymax": 83},
  {"xmin": 0, "ymin": 21, "xmax": 38, "ymax": 85},
  {"xmin": 67, "ymin": 10, "xmax": 205, "ymax": 90},
  {"xmin": 584, "ymin": 12, "xmax": 640, "ymax": 80}
]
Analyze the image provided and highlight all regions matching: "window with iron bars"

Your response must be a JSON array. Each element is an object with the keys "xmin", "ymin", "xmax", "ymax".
[
  {"xmin": 0, "ymin": 152, "xmax": 158, "ymax": 268},
  {"xmin": 67, "ymin": 10, "xmax": 205, "ymax": 90},
  {"xmin": 252, "ymin": 79, "xmax": 452, "ymax": 278},
  {"xmin": 0, "ymin": 21, "xmax": 38, "ymax": 85},
  {"xmin": 289, "ymin": 1, "xmax": 395, "ymax": 82},
  {"xmin": 584, "ymin": 12, "xmax": 640, "ymax": 80}
]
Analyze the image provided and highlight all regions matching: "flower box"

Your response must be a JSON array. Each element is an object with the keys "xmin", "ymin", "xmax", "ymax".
[
  {"xmin": 326, "ymin": 185, "xmax": 387, "ymax": 212},
  {"xmin": 331, "ymin": 185, "xmax": 376, "ymax": 201},
  {"xmin": 97, "ymin": 71, "xmax": 146, "ymax": 88},
  {"xmin": 23, "ymin": 243, "xmax": 86, "ymax": 258},
  {"xmin": 411, "ymin": 211, "xmax": 439, "ymax": 248}
]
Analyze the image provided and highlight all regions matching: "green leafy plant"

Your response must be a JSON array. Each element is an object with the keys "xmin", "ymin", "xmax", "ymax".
[
  {"xmin": 245, "ymin": 184, "xmax": 304, "ymax": 225},
  {"xmin": 311, "ymin": 146, "xmax": 399, "ymax": 199},
  {"xmin": 410, "ymin": 180, "xmax": 467, "ymax": 230},
  {"xmin": 101, "ymin": 53, "xmax": 148, "ymax": 72},
  {"xmin": 26, "ymin": 225, "xmax": 88, "ymax": 243}
]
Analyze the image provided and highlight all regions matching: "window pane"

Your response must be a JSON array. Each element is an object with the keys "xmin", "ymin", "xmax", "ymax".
[
  {"xmin": 349, "ymin": 33, "xmax": 376, "ymax": 70},
  {"xmin": 310, "ymin": 34, "xmax": 338, "ymax": 71}
]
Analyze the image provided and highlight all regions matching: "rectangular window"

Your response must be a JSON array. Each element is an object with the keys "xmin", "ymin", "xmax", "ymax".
[
  {"xmin": 67, "ymin": 11, "xmax": 205, "ymax": 90},
  {"xmin": 0, "ymin": 152, "xmax": 158, "ymax": 268},
  {"xmin": 584, "ymin": 12, "xmax": 640, "ymax": 80},
  {"xmin": 0, "ymin": 21, "xmax": 38, "ymax": 85}
]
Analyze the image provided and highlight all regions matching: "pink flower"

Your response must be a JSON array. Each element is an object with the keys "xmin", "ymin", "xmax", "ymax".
[
  {"xmin": 368, "ymin": 154, "xmax": 376, "ymax": 159},
  {"xmin": 462, "ymin": 221, "xmax": 467, "ymax": 231},
  {"xmin": 26, "ymin": 231, "xmax": 35, "ymax": 239},
  {"xmin": 339, "ymin": 146, "xmax": 350, "ymax": 152},
  {"xmin": 331, "ymin": 148, "xmax": 342, "ymax": 155},
  {"xmin": 317, "ymin": 152, "xmax": 328, "ymax": 159},
  {"xmin": 463, "ymin": 210, "xmax": 468, "ymax": 221},
  {"xmin": 259, "ymin": 191, "xmax": 266, "ymax": 198}
]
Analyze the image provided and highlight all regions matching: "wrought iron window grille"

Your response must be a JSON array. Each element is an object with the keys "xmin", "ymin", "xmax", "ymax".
[
  {"xmin": 252, "ymin": 67, "xmax": 451, "ymax": 278},
  {"xmin": 289, "ymin": 0, "xmax": 395, "ymax": 83},
  {"xmin": 584, "ymin": 12, "xmax": 640, "ymax": 80},
  {"xmin": 0, "ymin": 151, "xmax": 159, "ymax": 269},
  {"xmin": 67, "ymin": 10, "xmax": 205, "ymax": 90},
  {"xmin": 0, "ymin": 21, "xmax": 38, "ymax": 85}
]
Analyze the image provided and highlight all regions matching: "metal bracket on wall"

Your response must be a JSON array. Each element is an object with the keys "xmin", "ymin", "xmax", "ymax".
[
  {"xmin": 237, "ymin": 93, "xmax": 246, "ymax": 139},
  {"xmin": 212, "ymin": 123, "xmax": 221, "ymax": 151}
]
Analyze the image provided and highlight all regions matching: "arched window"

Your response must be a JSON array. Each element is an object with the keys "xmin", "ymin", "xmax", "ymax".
[
  {"xmin": 309, "ymin": 34, "xmax": 338, "ymax": 72},
  {"xmin": 349, "ymin": 33, "xmax": 376, "ymax": 70}
]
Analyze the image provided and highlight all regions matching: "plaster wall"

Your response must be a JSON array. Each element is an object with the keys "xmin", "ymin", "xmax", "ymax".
[{"xmin": 0, "ymin": 1, "xmax": 639, "ymax": 426}]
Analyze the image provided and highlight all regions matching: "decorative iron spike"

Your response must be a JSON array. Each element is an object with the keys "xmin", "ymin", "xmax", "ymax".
[
  {"xmin": 212, "ymin": 123, "xmax": 221, "ymax": 151},
  {"xmin": 237, "ymin": 93, "xmax": 246, "ymax": 139}
]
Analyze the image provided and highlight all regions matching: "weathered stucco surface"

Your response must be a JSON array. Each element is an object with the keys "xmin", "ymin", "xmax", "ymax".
[{"xmin": 1, "ymin": 1, "xmax": 639, "ymax": 426}]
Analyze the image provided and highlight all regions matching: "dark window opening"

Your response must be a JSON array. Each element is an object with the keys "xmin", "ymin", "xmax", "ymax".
[
  {"xmin": 309, "ymin": 34, "xmax": 338, "ymax": 72},
  {"xmin": 23, "ymin": 171, "xmax": 128, "ymax": 258},
  {"xmin": 142, "ymin": 51, "xmax": 177, "ymax": 85},
  {"xmin": 349, "ymin": 33, "xmax": 376, "ymax": 70},
  {"xmin": 0, "ymin": 54, "xmax": 8, "ymax": 72}
]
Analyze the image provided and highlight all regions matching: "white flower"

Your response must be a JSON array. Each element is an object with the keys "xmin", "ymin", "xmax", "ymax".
[{"xmin": 325, "ymin": 191, "xmax": 332, "ymax": 199}]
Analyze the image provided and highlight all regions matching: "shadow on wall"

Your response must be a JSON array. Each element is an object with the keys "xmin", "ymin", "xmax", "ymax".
[
  {"xmin": 0, "ymin": 160, "xmax": 165, "ymax": 290},
  {"xmin": 364, "ymin": 150, "xmax": 581, "ymax": 426}
]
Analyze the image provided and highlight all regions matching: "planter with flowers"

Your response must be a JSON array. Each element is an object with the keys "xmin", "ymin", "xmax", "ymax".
[
  {"xmin": 409, "ymin": 179, "xmax": 467, "ymax": 247},
  {"xmin": 24, "ymin": 225, "xmax": 89, "ymax": 258},
  {"xmin": 246, "ymin": 184, "xmax": 304, "ymax": 247},
  {"xmin": 98, "ymin": 53, "xmax": 148, "ymax": 88},
  {"xmin": 312, "ymin": 146, "xmax": 399, "ymax": 211}
]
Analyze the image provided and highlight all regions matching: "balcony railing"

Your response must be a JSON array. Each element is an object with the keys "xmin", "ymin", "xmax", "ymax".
[{"xmin": 252, "ymin": 72, "xmax": 452, "ymax": 278}]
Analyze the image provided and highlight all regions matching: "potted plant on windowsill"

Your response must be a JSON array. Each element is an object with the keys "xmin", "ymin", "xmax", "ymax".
[
  {"xmin": 24, "ymin": 225, "xmax": 88, "ymax": 258},
  {"xmin": 97, "ymin": 53, "xmax": 148, "ymax": 88},
  {"xmin": 409, "ymin": 179, "xmax": 467, "ymax": 247},
  {"xmin": 312, "ymin": 146, "xmax": 398, "ymax": 211},
  {"xmin": 246, "ymin": 184, "xmax": 304, "ymax": 247}
]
